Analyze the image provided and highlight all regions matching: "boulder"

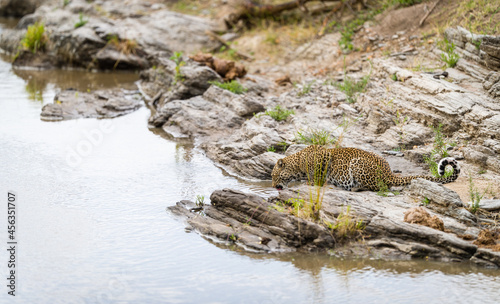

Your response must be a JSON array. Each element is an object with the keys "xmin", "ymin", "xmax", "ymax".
[
  {"xmin": 407, "ymin": 179, "xmax": 477, "ymax": 224},
  {"xmin": 145, "ymin": 57, "xmax": 223, "ymax": 109},
  {"xmin": 169, "ymin": 188, "xmax": 336, "ymax": 252},
  {"xmin": 0, "ymin": 0, "xmax": 46, "ymax": 17},
  {"xmin": 408, "ymin": 178, "xmax": 463, "ymax": 208},
  {"xmin": 476, "ymin": 199, "xmax": 500, "ymax": 212},
  {"xmin": 40, "ymin": 89, "xmax": 142, "ymax": 121}
]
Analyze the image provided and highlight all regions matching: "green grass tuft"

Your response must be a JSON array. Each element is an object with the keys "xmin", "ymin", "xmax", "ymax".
[
  {"xmin": 424, "ymin": 123, "xmax": 456, "ymax": 178},
  {"xmin": 439, "ymin": 39, "xmax": 460, "ymax": 68},
  {"xmin": 336, "ymin": 75, "xmax": 369, "ymax": 103},
  {"xmin": 209, "ymin": 80, "xmax": 247, "ymax": 94},
  {"xmin": 21, "ymin": 22, "xmax": 47, "ymax": 54},
  {"xmin": 262, "ymin": 105, "xmax": 294, "ymax": 121},
  {"xmin": 74, "ymin": 12, "xmax": 88, "ymax": 29},
  {"xmin": 295, "ymin": 128, "xmax": 335, "ymax": 146}
]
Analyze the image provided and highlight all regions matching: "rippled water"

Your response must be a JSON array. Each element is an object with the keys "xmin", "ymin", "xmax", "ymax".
[{"xmin": 1, "ymin": 18, "xmax": 500, "ymax": 304}]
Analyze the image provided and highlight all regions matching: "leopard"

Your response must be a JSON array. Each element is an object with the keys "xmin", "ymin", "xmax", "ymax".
[{"xmin": 271, "ymin": 145, "xmax": 460, "ymax": 191}]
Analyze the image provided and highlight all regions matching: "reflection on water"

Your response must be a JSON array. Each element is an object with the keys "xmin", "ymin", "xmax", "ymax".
[
  {"xmin": 25, "ymin": 76, "xmax": 44, "ymax": 102},
  {"xmin": 13, "ymin": 68, "xmax": 140, "ymax": 102},
  {"xmin": 1, "ymin": 19, "xmax": 500, "ymax": 304}
]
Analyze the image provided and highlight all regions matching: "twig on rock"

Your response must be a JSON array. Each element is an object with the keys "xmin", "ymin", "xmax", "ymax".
[
  {"xmin": 419, "ymin": 0, "xmax": 441, "ymax": 27},
  {"xmin": 205, "ymin": 31, "xmax": 254, "ymax": 61}
]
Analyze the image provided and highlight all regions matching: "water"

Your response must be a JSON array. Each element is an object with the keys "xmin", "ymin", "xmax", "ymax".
[{"xmin": 1, "ymin": 19, "xmax": 500, "ymax": 304}]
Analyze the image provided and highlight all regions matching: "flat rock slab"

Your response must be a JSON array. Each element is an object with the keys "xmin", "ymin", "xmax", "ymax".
[
  {"xmin": 41, "ymin": 88, "xmax": 142, "ymax": 121},
  {"xmin": 477, "ymin": 199, "xmax": 500, "ymax": 212}
]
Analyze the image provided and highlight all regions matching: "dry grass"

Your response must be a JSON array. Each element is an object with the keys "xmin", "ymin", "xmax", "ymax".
[
  {"xmin": 456, "ymin": 0, "xmax": 500, "ymax": 35},
  {"xmin": 107, "ymin": 36, "xmax": 138, "ymax": 55}
]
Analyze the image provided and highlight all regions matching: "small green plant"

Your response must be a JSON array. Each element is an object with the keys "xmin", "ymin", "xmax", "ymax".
[
  {"xmin": 208, "ymin": 80, "xmax": 247, "ymax": 94},
  {"xmin": 229, "ymin": 234, "xmax": 238, "ymax": 242},
  {"xmin": 106, "ymin": 35, "xmax": 138, "ymax": 69},
  {"xmin": 277, "ymin": 141, "xmax": 289, "ymax": 152},
  {"xmin": 74, "ymin": 12, "xmax": 88, "ymax": 28},
  {"xmin": 468, "ymin": 175, "xmax": 483, "ymax": 214},
  {"xmin": 170, "ymin": 51, "xmax": 186, "ymax": 84},
  {"xmin": 393, "ymin": 110, "xmax": 409, "ymax": 151},
  {"xmin": 339, "ymin": 26, "xmax": 355, "ymax": 51},
  {"xmin": 271, "ymin": 201, "xmax": 286, "ymax": 213},
  {"xmin": 286, "ymin": 195, "xmax": 307, "ymax": 218},
  {"xmin": 391, "ymin": 73, "xmax": 398, "ymax": 81},
  {"xmin": 326, "ymin": 206, "xmax": 364, "ymax": 241},
  {"xmin": 383, "ymin": 0, "xmax": 422, "ymax": 7},
  {"xmin": 439, "ymin": 39, "xmax": 460, "ymax": 68},
  {"xmin": 478, "ymin": 168, "xmax": 487, "ymax": 174},
  {"xmin": 263, "ymin": 105, "xmax": 295, "ymax": 122},
  {"xmin": 336, "ymin": 75, "xmax": 369, "ymax": 103},
  {"xmin": 305, "ymin": 154, "xmax": 332, "ymax": 221},
  {"xmin": 422, "ymin": 197, "xmax": 430, "ymax": 206},
  {"xmin": 424, "ymin": 124, "xmax": 456, "ymax": 178},
  {"xmin": 295, "ymin": 128, "xmax": 335, "ymax": 146},
  {"xmin": 21, "ymin": 22, "xmax": 47, "ymax": 53},
  {"xmin": 195, "ymin": 195, "xmax": 205, "ymax": 207},
  {"xmin": 297, "ymin": 81, "xmax": 314, "ymax": 97},
  {"xmin": 217, "ymin": 45, "xmax": 239, "ymax": 61},
  {"xmin": 472, "ymin": 39, "xmax": 482, "ymax": 50},
  {"xmin": 337, "ymin": 14, "xmax": 375, "ymax": 52},
  {"xmin": 63, "ymin": 0, "xmax": 71, "ymax": 6},
  {"xmin": 267, "ymin": 146, "xmax": 276, "ymax": 152}
]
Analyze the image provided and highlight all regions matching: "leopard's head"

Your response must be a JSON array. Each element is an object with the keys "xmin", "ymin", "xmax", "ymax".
[{"xmin": 271, "ymin": 158, "xmax": 294, "ymax": 190}]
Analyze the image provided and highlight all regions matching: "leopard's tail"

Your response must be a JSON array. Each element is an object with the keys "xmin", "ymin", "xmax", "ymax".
[{"xmin": 389, "ymin": 157, "xmax": 460, "ymax": 186}]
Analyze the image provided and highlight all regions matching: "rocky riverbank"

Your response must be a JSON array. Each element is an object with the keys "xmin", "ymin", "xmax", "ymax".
[
  {"xmin": 3, "ymin": 0, "xmax": 499, "ymax": 267},
  {"xmin": 168, "ymin": 183, "xmax": 500, "ymax": 267}
]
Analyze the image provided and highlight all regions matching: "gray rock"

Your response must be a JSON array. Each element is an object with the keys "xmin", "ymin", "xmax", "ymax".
[
  {"xmin": 161, "ymin": 96, "xmax": 244, "ymax": 137},
  {"xmin": 234, "ymin": 152, "xmax": 284, "ymax": 180},
  {"xmin": 483, "ymin": 72, "xmax": 500, "ymax": 98},
  {"xmin": 379, "ymin": 123, "xmax": 432, "ymax": 149},
  {"xmin": 481, "ymin": 36, "xmax": 500, "ymax": 69},
  {"xmin": 476, "ymin": 199, "xmax": 500, "ymax": 211},
  {"xmin": 202, "ymin": 115, "xmax": 286, "ymax": 179},
  {"xmin": 473, "ymin": 248, "xmax": 500, "ymax": 268},
  {"xmin": 149, "ymin": 81, "xmax": 267, "ymax": 140},
  {"xmin": 168, "ymin": 188, "xmax": 336, "ymax": 252},
  {"xmin": 203, "ymin": 86, "xmax": 264, "ymax": 117},
  {"xmin": 285, "ymin": 144, "xmax": 308, "ymax": 156},
  {"xmin": 0, "ymin": 29, "xmax": 25, "ymax": 53},
  {"xmin": 407, "ymin": 179, "xmax": 478, "ymax": 225},
  {"xmin": 52, "ymin": 26, "xmax": 107, "ymax": 67},
  {"xmin": 152, "ymin": 58, "xmax": 222, "ymax": 109},
  {"xmin": 408, "ymin": 178, "xmax": 463, "ymax": 207},
  {"xmin": 41, "ymin": 89, "xmax": 142, "ymax": 121},
  {"xmin": 0, "ymin": 0, "xmax": 45, "ymax": 17},
  {"xmin": 94, "ymin": 45, "xmax": 149, "ymax": 70},
  {"xmin": 16, "ymin": 13, "xmax": 43, "ymax": 29}
]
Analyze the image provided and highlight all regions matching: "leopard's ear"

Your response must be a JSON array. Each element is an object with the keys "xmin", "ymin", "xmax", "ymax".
[{"xmin": 277, "ymin": 158, "xmax": 284, "ymax": 168}]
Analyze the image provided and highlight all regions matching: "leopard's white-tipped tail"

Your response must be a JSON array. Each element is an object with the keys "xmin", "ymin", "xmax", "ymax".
[{"xmin": 438, "ymin": 157, "xmax": 460, "ymax": 177}]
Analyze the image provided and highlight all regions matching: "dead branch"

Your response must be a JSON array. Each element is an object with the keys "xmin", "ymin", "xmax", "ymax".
[
  {"xmin": 205, "ymin": 31, "xmax": 254, "ymax": 61},
  {"xmin": 225, "ymin": 0, "xmax": 342, "ymax": 28},
  {"xmin": 317, "ymin": 1, "xmax": 343, "ymax": 36},
  {"xmin": 419, "ymin": 0, "xmax": 441, "ymax": 27}
]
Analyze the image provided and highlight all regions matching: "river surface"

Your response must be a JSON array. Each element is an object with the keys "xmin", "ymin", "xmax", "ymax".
[{"xmin": 1, "ymin": 19, "xmax": 500, "ymax": 304}]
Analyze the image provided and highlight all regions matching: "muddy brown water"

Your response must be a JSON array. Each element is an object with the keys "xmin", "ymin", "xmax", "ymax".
[{"xmin": 1, "ymin": 18, "xmax": 500, "ymax": 304}]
